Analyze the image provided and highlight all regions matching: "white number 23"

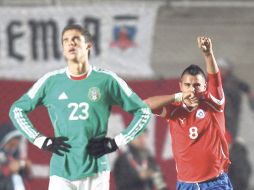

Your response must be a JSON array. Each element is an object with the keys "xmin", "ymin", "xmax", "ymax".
[{"xmin": 68, "ymin": 102, "xmax": 89, "ymax": 120}]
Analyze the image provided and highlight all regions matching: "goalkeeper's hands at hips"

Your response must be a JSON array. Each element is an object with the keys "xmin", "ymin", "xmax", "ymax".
[
  {"xmin": 42, "ymin": 136, "xmax": 71, "ymax": 156},
  {"xmin": 87, "ymin": 137, "xmax": 118, "ymax": 158},
  {"xmin": 34, "ymin": 136, "xmax": 71, "ymax": 156}
]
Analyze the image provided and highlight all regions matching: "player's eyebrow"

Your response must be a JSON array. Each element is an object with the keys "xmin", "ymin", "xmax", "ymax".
[
  {"xmin": 183, "ymin": 82, "xmax": 191, "ymax": 86},
  {"xmin": 193, "ymin": 83, "xmax": 201, "ymax": 87},
  {"xmin": 62, "ymin": 35, "xmax": 81, "ymax": 43}
]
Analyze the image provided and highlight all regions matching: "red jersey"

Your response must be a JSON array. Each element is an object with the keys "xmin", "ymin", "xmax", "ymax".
[{"xmin": 164, "ymin": 72, "xmax": 230, "ymax": 182}]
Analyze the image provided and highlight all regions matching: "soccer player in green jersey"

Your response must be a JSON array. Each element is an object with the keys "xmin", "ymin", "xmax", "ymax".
[{"xmin": 9, "ymin": 24, "xmax": 151, "ymax": 190}]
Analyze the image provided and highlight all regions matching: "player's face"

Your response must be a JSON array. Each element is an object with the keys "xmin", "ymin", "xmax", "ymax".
[
  {"xmin": 62, "ymin": 29, "xmax": 91, "ymax": 62},
  {"xmin": 180, "ymin": 74, "xmax": 207, "ymax": 98}
]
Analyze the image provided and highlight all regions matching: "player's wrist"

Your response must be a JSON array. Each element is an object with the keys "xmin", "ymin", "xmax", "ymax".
[
  {"xmin": 108, "ymin": 138, "xmax": 118, "ymax": 151},
  {"xmin": 114, "ymin": 133, "xmax": 127, "ymax": 147},
  {"xmin": 33, "ymin": 135, "xmax": 48, "ymax": 149},
  {"xmin": 203, "ymin": 49, "xmax": 213, "ymax": 57},
  {"xmin": 174, "ymin": 92, "xmax": 183, "ymax": 103}
]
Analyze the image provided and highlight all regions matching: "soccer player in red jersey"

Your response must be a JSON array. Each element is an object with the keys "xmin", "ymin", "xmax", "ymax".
[{"xmin": 144, "ymin": 37, "xmax": 233, "ymax": 189}]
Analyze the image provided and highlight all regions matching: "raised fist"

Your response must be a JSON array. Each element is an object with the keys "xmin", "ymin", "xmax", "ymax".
[{"xmin": 197, "ymin": 36, "xmax": 212, "ymax": 54}]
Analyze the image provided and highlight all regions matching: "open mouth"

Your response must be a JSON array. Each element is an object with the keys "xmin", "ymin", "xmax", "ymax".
[{"xmin": 69, "ymin": 48, "xmax": 76, "ymax": 54}]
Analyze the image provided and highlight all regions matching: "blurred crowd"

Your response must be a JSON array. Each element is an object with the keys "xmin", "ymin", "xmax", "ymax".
[
  {"xmin": 218, "ymin": 58, "xmax": 254, "ymax": 190},
  {"xmin": 0, "ymin": 124, "xmax": 32, "ymax": 190},
  {"xmin": 113, "ymin": 130, "xmax": 168, "ymax": 190}
]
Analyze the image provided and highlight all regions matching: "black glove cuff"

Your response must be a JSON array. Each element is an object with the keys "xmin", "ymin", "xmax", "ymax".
[
  {"xmin": 107, "ymin": 138, "xmax": 118, "ymax": 152},
  {"xmin": 42, "ymin": 137, "xmax": 52, "ymax": 150}
]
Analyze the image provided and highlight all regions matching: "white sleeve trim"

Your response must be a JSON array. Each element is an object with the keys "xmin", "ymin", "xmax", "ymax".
[
  {"xmin": 114, "ymin": 133, "xmax": 127, "ymax": 147},
  {"xmin": 27, "ymin": 68, "xmax": 65, "ymax": 99},
  {"xmin": 13, "ymin": 107, "xmax": 40, "ymax": 139},
  {"xmin": 204, "ymin": 101, "xmax": 223, "ymax": 112},
  {"xmin": 112, "ymin": 75, "xmax": 132, "ymax": 97},
  {"xmin": 209, "ymin": 91, "xmax": 225, "ymax": 105},
  {"xmin": 33, "ymin": 136, "xmax": 47, "ymax": 149},
  {"xmin": 114, "ymin": 107, "xmax": 151, "ymax": 147},
  {"xmin": 174, "ymin": 92, "xmax": 183, "ymax": 103},
  {"xmin": 94, "ymin": 67, "xmax": 133, "ymax": 97}
]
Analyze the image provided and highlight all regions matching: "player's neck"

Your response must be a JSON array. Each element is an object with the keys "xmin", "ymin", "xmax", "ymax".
[
  {"xmin": 68, "ymin": 60, "xmax": 90, "ymax": 76},
  {"xmin": 183, "ymin": 103, "xmax": 199, "ymax": 112}
]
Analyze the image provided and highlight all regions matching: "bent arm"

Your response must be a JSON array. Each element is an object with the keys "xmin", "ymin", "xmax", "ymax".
[
  {"xmin": 108, "ymin": 75, "xmax": 152, "ymax": 147},
  {"xmin": 9, "ymin": 76, "xmax": 49, "ymax": 148},
  {"xmin": 144, "ymin": 92, "xmax": 198, "ymax": 116},
  {"xmin": 114, "ymin": 96, "xmax": 151, "ymax": 147},
  {"xmin": 197, "ymin": 36, "xmax": 219, "ymax": 74},
  {"xmin": 198, "ymin": 36, "xmax": 225, "ymax": 105},
  {"xmin": 144, "ymin": 94, "xmax": 176, "ymax": 111},
  {"xmin": 9, "ymin": 95, "xmax": 41, "ymax": 144}
]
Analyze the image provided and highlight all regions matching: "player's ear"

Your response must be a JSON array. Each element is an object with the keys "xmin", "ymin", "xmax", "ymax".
[
  {"xmin": 179, "ymin": 81, "xmax": 183, "ymax": 91},
  {"xmin": 204, "ymin": 81, "xmax": 207, "ymax": 91},
  {"xmin": 86, "ymin": 42, "xmax": 93, "ymax": 50}
]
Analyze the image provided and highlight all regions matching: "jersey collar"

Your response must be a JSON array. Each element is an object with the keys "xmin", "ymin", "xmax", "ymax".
[
  {"xmin": 182, "ymin": 103, "xmax": 198, "ymax": 112},
  {"xmin": 66, "ymin": 66, "xmax": 92, "ymax": 80}
]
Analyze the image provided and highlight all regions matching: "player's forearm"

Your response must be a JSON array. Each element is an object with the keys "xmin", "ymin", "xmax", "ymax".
[
  {"xmin": 144, "ymin": 94, "xmax": 175, "ymax": 110},
  {"xmin": 9, "ymin": 104, "xmax": 48, "ymax": 150},
  {"xmin": 198, "ymin": 36, "xmax": 219, "ymax": 74},
  {"xmin": 203, "ymin": 51, "xmax": 219, "ymax": 74},
  {"xmin": 115, "ymin": 107, "xmax": 151, "ymax": 147},
  {"xmin": 9, "ymin": 101, "xmax": 40, "ymax": 144}
]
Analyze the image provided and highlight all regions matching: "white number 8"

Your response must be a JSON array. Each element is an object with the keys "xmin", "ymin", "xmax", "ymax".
[{"xmin": 189, "ymin": 126, "xmax": 198, "ymax": 139}]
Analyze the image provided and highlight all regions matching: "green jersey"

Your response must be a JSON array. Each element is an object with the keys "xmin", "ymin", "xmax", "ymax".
[{"xmin": 9, "ymin": 66, "xmax": 151, "ymax": 180}]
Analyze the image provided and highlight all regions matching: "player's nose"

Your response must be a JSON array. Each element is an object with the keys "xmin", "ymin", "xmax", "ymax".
[{"xmin": 189, "ymin": 85, "xmax": 196, "ymax": 92}]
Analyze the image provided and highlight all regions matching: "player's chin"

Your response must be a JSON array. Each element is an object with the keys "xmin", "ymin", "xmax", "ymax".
[
  {"xmin": 67, "ymin": 56, "xmax": 79, "ymax": 62},
  {"xmin": 195, "ymin": 92, "xmax": 205, "ymax": 99},
  {"xmin": 189, "ymin": 103, "xmax": 199, "ymax": 109}
]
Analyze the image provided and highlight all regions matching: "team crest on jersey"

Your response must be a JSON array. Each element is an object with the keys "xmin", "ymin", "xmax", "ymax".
[
  {"xmin": 88, "ymin": 87, "xmax": 101, "ymax": 102},
  {"xmin": 196, "ymin": 109, "xmax": 205, "ymax": 119}
]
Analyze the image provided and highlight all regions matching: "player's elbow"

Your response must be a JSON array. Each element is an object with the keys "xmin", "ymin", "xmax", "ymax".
[
  {"xmin": 143, "ymin": 99, "xmax": 153, "ymax": 110},
  {"xmin": 144, "ymin": 102, "xmax": 152, "ymax": 115},
  {"xmin": 9, "ymin": 103, "xmax": 16, "ymax": 119},
  {"xmin": 9, "ymin": 102, "xmax": 22, "ymax": 123},
  {"xmin": 141, "ymin": 106, "xmax": 152, "ymax": 124}
]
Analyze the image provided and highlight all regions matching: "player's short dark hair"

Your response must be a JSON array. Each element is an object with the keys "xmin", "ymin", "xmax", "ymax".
[
  {"xmin": 61, "ymin": 24, "xmax": 93, "ymax": 44},
  {"xmin": 181, "ymin": 64, "xmax": 207, "ymax": 80}
]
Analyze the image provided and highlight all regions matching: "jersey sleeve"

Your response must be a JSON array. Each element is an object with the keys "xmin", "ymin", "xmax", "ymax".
[
  {"xmin": 107, "ymin": 75, "xmax": 151, "ymax": 147},
  {"xmin": 9, "ymin": 75, "xmax": 49, "ymax": 144},
  {"xmin": 207, "ymin": 71, "xmax": 225, "ymax": 111}
]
